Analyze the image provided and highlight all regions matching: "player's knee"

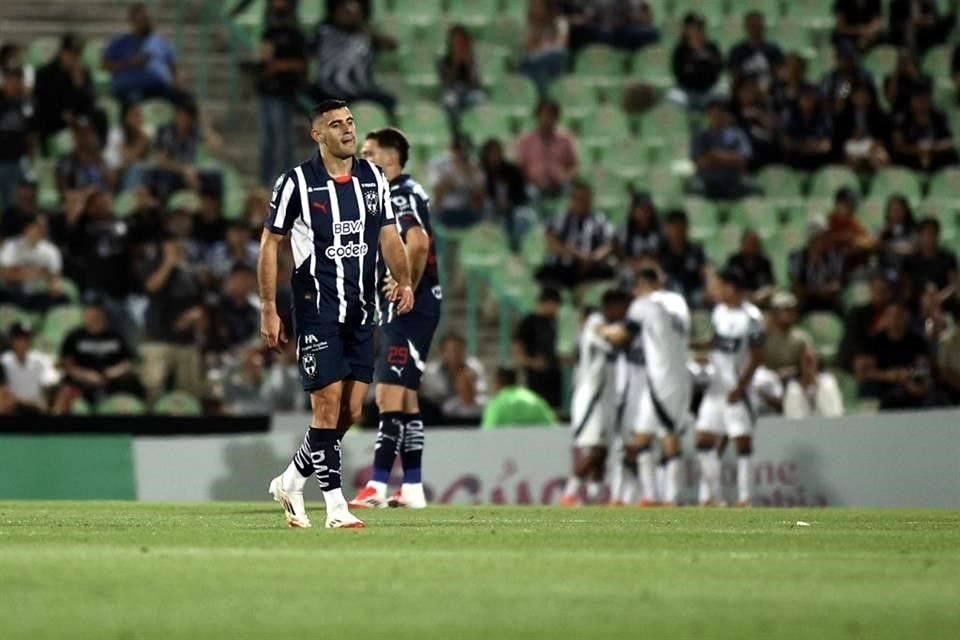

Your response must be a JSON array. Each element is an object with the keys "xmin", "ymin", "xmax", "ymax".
[{"xmin": 696, "ymin": 433, "xmax": 716, "ymax": 451}]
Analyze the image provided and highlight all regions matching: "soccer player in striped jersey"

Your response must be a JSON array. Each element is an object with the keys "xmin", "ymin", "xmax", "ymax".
[
  {"xmin": 350, "ymin": 127, "xmax": 442, "ymax": 510},
  {"xmin": 260, "ymin": 100, "xmax": 414, "ymax": 529}
]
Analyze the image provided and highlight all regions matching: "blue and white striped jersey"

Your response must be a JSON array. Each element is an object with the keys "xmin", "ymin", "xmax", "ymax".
[{"xmin": 265, "ymin": 153, "xmax": 395, "ymax": 326}]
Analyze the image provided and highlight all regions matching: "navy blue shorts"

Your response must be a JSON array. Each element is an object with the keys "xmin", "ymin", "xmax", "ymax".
[
  {"xmin": 295, "ymin": 320, "xmax": 374, "ymax": 392},
  {"xmin": 373, "ymin": 313, "xmax": 440, "ymax": 390}
]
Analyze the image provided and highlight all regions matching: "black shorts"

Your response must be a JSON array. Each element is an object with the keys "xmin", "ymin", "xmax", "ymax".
[
  {"xmin": 373, "ymin": 313, "xmax": 440, "ymax": 390},
  {"xmin": 295, "ymin": 320, "xmax": 374, "ymax": 392}
]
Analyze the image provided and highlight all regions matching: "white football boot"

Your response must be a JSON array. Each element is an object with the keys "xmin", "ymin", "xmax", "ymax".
[
  {"xmin": 324, "ymin": 506, "xmax": 366, "ymax": 529},
  {"xmin": 388, "ymin": 483, "xmax": 427, "ymax": 509},
  {"xmin": 268, "ymin": 476, "xmax": 312, "ymax": 529}
]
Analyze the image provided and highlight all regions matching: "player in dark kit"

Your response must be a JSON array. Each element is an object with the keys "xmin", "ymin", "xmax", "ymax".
[
  {"xmin": 260, "ymin": 100, "xmax": 414, "ymax": 529},
  {"xmin": 350, "ymin": 128, "xmax": 442, "ymax": 509}
]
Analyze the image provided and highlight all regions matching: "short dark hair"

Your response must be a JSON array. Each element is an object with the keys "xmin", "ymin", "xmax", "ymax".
[
  {"xmin": 744, "ymin": 10, "xmax": 764, "ymax": 22},
  {"xmin": 371, "ymin": 127, "xmax": 410, "ymax": 168},
  {"xmin": 313, "ymin": 99, "xmax": 348, "ymax": 119},
  {"xmin": 919, "ymin": 216, "xmax": 941, "ymax": 234},
  {"xmin": 601, "ymin": 288, "xmax": 632, "ymax": 307},
  {"xmin": 496, "ymin": 367, "xmax": 518, "ymax": 387},
  {"xmin": 534, "ymin": 97, "xmax": 560, "ymax": 119},
  {"xmin": 636, "ymin": 266, "xmax": 661, "ymax": 286},
  {"xmin": 442, "ymin": 331, "xmax": 466, "ymax": 346},
  {"xmin": 538, "ymin": 286, "xmax": 562, "ymax": 304},
  {"xmin": 664, "ymin": 208, "xmax": 688, "ymax": 225}
]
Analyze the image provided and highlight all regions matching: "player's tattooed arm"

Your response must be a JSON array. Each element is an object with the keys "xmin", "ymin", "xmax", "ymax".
[
  {"xmin": 257, "ymin": 229, "xmax": 287, "ymax": 350},
  {"xmin": 380, "ymin": 224, "xmax": 414, "ymax": 314}
]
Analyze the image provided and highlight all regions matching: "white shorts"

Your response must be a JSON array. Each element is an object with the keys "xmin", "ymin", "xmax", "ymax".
[
  {"xmin": 617, "ymin": 366, "xmax": 645, "ymax": 435},
  {"xmin": 696, "ymin": 389, "xmax": 755, "ymax": 438},
  {"xmin": 572, "ymin": 383, "xmax": 616, "ymax": 448},
  {"xmin": 635, "ymin": 385, "xmax": 690, "ymax": 438}
]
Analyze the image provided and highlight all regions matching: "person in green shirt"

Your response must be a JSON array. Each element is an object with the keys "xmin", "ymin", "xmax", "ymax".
[{"xmin": 481, "ymin": 368, "xmax": 557, "ymax": 429}]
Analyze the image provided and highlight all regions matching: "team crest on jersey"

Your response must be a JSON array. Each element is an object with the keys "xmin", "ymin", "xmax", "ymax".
[
  {"xmin": 301, "ymin": 352, "xmax": 317, "ymax": 377},
  {"xmin": 364, "ymin": 189, "xmax": 379, "ymax": 215}
]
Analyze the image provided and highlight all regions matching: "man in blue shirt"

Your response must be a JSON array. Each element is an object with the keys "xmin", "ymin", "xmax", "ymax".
[
  {"xmin": 689, "ymin": 98, "xmax": 755, "ymax": 200},
  {"xmin": 101, "ymin": 3, "xmax": 183, "ymax": 103},
  {"xmin": 260, "ymin": 100, "xmax": 413, "ymax": 529}
]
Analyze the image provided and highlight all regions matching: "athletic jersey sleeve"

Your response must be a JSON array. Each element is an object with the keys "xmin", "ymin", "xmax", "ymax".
[
  {"xmin": 624, "ymin": 298, "xmax": 651, "ymax": 335},
  {"xmin": 377, "ymin": 166, "xmax": 396, "ymax": 228},
  {"xmin": 264, "ymin": 171, "xmax": 300, "ymax": 235},
  {"xmin": 393, "ymin": 191, "xmax": 426, "ymax": 240},
  {"xmin": 747, "ymin": 308, "xmax": 765, "ymax": 347}
]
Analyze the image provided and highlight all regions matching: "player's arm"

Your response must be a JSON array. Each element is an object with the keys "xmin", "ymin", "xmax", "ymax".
[
  {"xmin": 596, "ymin": 321, "xmax": 633, "ymax": 347},
  {"xmin": 258, "ymin": 229, "xmax": 287, "ymax": 350},
  {"xmin": 730, "ymin": 343, "xmax": 764, "ymax": 404},
  {"xmin": 380, "ymin": 224, "xmax": 413, "ymax": 314},
  {"xmin": 404, "ymin": 226, "xmax": 430, "ymax": 290}
]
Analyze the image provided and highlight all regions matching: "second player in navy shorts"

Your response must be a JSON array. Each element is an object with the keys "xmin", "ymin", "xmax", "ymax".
[
  {"xmin": 373, "ymin": 313, "xmax": 439, "ymax": 390},
  {"xmin": 295, "ymin": 320, "xmax": 374, "ymax": 392}
]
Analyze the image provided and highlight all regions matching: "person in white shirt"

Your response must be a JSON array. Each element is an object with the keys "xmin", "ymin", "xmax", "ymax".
[
  {"xmin": 599, "ymin": 267, "xmax": 693, "ymax": 506},
  {"xmin": 0, "ymin": 213, "xmax": 67, "ymax": 311},
  {"xmin": 696, "ymin": 266, "xmax": 765, "ymax": 507},
  {"xmin": 783, "ymin": 349, "xmax": 844, "ymax": 418},
  {"xmin": 0, "ymin": 321, "xmax": 60, "ymax": 412}
]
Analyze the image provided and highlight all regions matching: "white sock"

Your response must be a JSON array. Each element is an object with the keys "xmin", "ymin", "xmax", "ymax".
[
  {"xmin": 563, "ymin": 477, "xmax": 582, "ymax": 498},
  {"xmin": 737, "ymin": 456, "xmax": 752, "ymax": 504},
  {"xmin": 655, "ymin": 464, "xmax": 666, "ymax": 502},
  {"xmin": 664, "ymin": 457, "xmax": 680, "ymax": 505},
  {"xmin": 322, "ymin": 487, "xmax": 347, "ymax": 512},
  {"xmin": 698, "ymin": 449, "xmax": 720, "ymax": 504},
  {"xmin": 281, "ymin": 461, "xmax": 308, "ymax": 492},
  {"xmin": 638, "ymin": 450, "xmax": 656, "ymax": 503},
  {"xmin": 586, "ymin": 481, "xmax": 602, "ymax": 502},
  {"xmin": 619, "ymin": 465, "xmax": 638, "ymax": 504},
  {"xmin": 609, "ymin": 463, "xmax": 624, "ymax": 502},
  {"xmin": 367, "ymin": 480, "xmax": 387, "ymax": 498}
]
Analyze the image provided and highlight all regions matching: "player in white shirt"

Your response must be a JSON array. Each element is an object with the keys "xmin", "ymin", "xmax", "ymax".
[
  {"xmin": 695, "ymin": 267, "xmax": 765, "ymax": 507},
  {"xmin": 608, "ymin": 337, "xmax": 645, "ymax": 506},
  {"xmin": 599, "ymin": 267, "xmax": 692, "ymax": 506},
  {"xmin": 560, "ymin": 289, "xmax": 631, "ymax": 506}
]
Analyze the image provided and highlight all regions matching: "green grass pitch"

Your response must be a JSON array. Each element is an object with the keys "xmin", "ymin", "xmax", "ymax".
[{"xmin": 1, "ymin": 503, "xmax": 958, "ymax": 639}]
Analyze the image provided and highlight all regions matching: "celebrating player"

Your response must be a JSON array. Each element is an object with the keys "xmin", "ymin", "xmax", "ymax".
[
  {"xmin": 695, "ymin": 266, "xmax": 764, "ymax": 507},
  {"xmin": 560, "ymin": 289, "xmax": 631, "ymax": 506},
  {"xmin": 599, "ymin": 267, "xmax": 692, "ymax": 506},
  {"xmin": 260, "ymin": 100, "xmax": 414, "ymax": 529},
  {"xmin": 350, "ymin": 127, "xmax": 441, "ymax": 510}
]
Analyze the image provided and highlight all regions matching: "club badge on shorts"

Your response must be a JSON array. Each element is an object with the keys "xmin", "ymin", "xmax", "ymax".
[
  {"xmin": 365, "ymin": 189, "xmax": 379, "ymax": 216},
  {"xmin": 301, "ymin": 352, "xmax": 317, "ymax": 377}
]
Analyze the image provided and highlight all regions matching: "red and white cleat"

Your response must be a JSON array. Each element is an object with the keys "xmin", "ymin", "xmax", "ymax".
[
  {"xmin": 325, "ymin": 507, "xmax": 366, "ymax": 529},
  {"xmin": 559, "ymin": 495, "xmax": 581, "ymax": 507},
  {"xmin": 268, "ymin": 476, "xmax": 312, "ymax": 529},
  {"xmin": 637, "ymin": 499, "xmax": 661, "ymax": 508},
  {"xmin": 348, "ymin": 486, "xmax": 388, "ymax": 509},
  {"xmin": 388, "ymin": 484, "xmax": 427, "ymax": 509},
  {"xmin": 735, "ymin": 500, "xmax": 751, "ymax": 508}
]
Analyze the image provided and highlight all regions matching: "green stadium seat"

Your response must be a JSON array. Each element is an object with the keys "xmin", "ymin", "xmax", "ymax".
[
  {"xmin": 640, "ymin": 105, "xmax": 690, "ymax": 163},
  {"xmin": 633, "ymin": 44, "xmax": 673, "ymax": 89},
  {"xmin": 857, "ymin": 196, "xmax": 887, "ymax": 232},
  {"xmin": 802, "ymin": 197, "xmax": 833, "ymax": 223},
  {"xmin": 647, "ymin": 167, "xmax": 683, "ymax": 203},
  {"xmin": 460, "ymin": 223, "xmax": 511, "ymax": 275},
  {"xmin": 590, "ymin": 169, "xmax": 631, "ymax": 215},
  {"xmin": 715, "ymin": 17, "xmax": 745, "ymax": 51},
  {"xmin": 928, "ymin": 166, "xmax": 960, "ymax": 198},
  {"xmin": 114, "ymin": 190, "xmax": 138, "ymax": 218},
  {"xmin": 298, "ymin": 0, "xmax": 324, "ymax": 26},
  {"xmin": 923, "ymin": 44, "xmax": 952, "ymax": 88},
  {"xmin": 550, "ymin": 76, "xmax": 601, "ymax": 120},
  {"xmin": 803, "ymin": 312, "xmax": 844, "ymax": 361},
  {"xmin": 672, "ymin": 0, "xmax": 726, "ymax": 26},
  {"xmin": 555, "ymin": 303, "xmax": 580, "ymax": 358},
  {"xmin": 773, "ymin": 18, "xmax": 816, "ymax": 55},
  {"xmin": 480, "ymin": 15, "xmax": 525, "ymax": 48},
  {"xmin": 141, "ymin": 99, "xmax": 174, "ymax": 129},
  {"xmin": 575, "ymin": 46, "xmax": 628, "ymax": 87},
  {"xmin": 492, "ymin": 256, "xmax": 540, "ymax": 311},
  {"xmin": 864, "ymin": 45, "xmax": 898, "ymax": 80},
  {"xmin": 26, "ymin": 37, "xmax": 58, "ymax": 67},
  {"xmin": 727, "ymin": 0, "xmax": 781, "ymax": 20},
  {"xmin": 844, "ymin": 279, "xmax": 872, "ymax": 310},
  {"xmin": 776, "ymin": 220, "xmax": 809, "ymax": 254},
  {"xmin": 82, "ymin": 38, "xmax": 111, "ymax": 93},
  {"xmin": 475, "ymin": 44, "xmax": 508, "ymax": 88},
  {"xmin": 153, "ymin": 391, "xmax": 203, "ymax": 416},
  {"xmin": 684, "ymin": 197, "xmax": 720, "ymax": 240},
  {"xmin": 489, "ymin": 75, "xmax": 539, "ymax": 116},
  {"xmin": 809, "ymin": 165, "xmax": 860, "ymax": 199},
  {"xmin": 233, "ymin": 0, "xmax": 265, "ymax": 43},
  {"xmin": 50, "ymin": 129, "xmax": 74, "ymax": 158},
  {"xmin": 869, "ymin": 167, "xmax": 923, "ymax": 206},
  {"xmin": 351, "ymin": 102, "xmax": 392, "ymax": 137},
  {"xmin": 601, "ymin": 141, "xmax": 648, "ymax": 180},
  {"xmin": 757, "ymin": 165, "xmax": 804, "ymax": 199},
  {"xmin": 784, "ymin": 0, "xmax": 834, "ymax": 28},
  {"xmin": 390, "ymin": 0, "xmax": 444, "ymax": 25},
  {"xmin": 521, "ymin": 224, "xmax": 546, "ymax": 269},
  {"xmin": 460, "ymin": 104, "xmax": 514, "ymax": 142},
  {"xmin": 705, "ymin": 223, "xmax": 745, "ymax": 264},
  {"xmin": 38, "ymin": 305, "xmax": 84, "ymax": 355},
  {"xmin": 68, "ymin": 396, "xmax": 93, "ymax": 416},
  {"xmin": 96, "ymin": 393, "xmax": 147, "ymax": 416},
  {"xmin": 730, "ymin": 196, "xmax": 777, "ymax": 238},
  {"xmin": 0, "ymin": 305, "xmax": 40, "ymax": 335},
  {"xmin": 398, "ymin": 101, "xmax": 449, "ymax": 148},
  {"xmin": 578, "ymin": 105, "xmax": 632, "ymax": 152},
  {"xmin": 450, "ymin": 0, "xmax": 498, "ymax": 28},
  {"xmin": 399, "ymin": 46, "xmax": 441, "ymax": 92}
]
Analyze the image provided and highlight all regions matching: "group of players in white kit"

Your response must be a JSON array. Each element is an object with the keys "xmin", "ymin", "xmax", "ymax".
[{"xmin": 561, "ymin": 261, "xmax": 765, "ymax": 507}]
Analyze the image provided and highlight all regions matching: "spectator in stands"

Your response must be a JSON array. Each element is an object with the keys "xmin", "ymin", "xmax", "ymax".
[
  {"xmin": 1, "ymin": 321, "xmax": 59, "ymax": 413},
  {"xmin": 891, "ymin": 77, "xmax": 959, "ymax": 172},
  {"xmin": 658, "ymin": 208, "xmax": 708, "ymax": 307},
  {"xmin": 764, "ymin": 291, "xmax": 814, "ymax": 382},
  {"xmin": 936, "ymin": 299, "xmax": 960, "ymax": 403},
  {"xmin": 730, "ymin": 75, "xmax": 778, "ymax": 169},
  {"xmin": 205, "ymin": 264, "xmax": 260, "ymax": 355},
  {"xmin": 481, "ymin": 367, "xmax": 557, "ymax": 428},
  {"xmin": 102, "ymin": 3, "xmax": 183, "ymax": 103},
  {"xmin": 1, "ymin": 177, "xmax": 40, "ymax": 239},
  {"xmin": 153, "ymin": 99, "xmax": 221, "ymax": 199},
  {"xmin": 566, "ymin": 0, "xmax": 660, "ymax": 52},
  {"xmin": 821, "ymin": 41, "xmax": 876, "ymax": 117},
  {"xmin": 724, "ymin": 229, "xmax": 775, "ymax": 302},
  {"xmin": 0, "ymin": 43, "xmax": 34, "ymax": 93},
  {"xmin": 103, "ymin": 102, "xmax": 152, "ymax": 191},
  {"xmin": 208, "ymin": 220, "xmax": 259, "ymax": 282},
  {"xmin": 854, "ymin": 300, "xmax": 933, "ymax": 408},
  {"xmin": 512, "ymin": 286, "xmax": 563, "ymax": 409},
  {"xmin": 220, "ymin": 349, "xmax": 272, "ymax": 415},
  {"xmin": 242, "ymin": 188, "xmax": 270, "ymax": 236},
  {"xmin": 888, "ymin": 0, "xmax": 955, "ymax": 55},
  {"xmin": 55, "ymin": 117, "xmax": 116, "ymax": 197},
  {"xmin": 0, "ymin": 213, "xmax": 67, "ymax": 311},
  {"xmin": 33, "ymin": 34, "xmax": 105, "ymax": 150},
  {"xmin": 53, "ymin": 293, "xmax": 144, "ymax": 414},
  {"xmin": 514, "ymin": 98, "xmax": 578, "ymax": 199},
  {"xmin": 192, "ymin": 193, "xmax": 228, "ymax": 249},
  {"xmin": 256, "ymin": 0, "xmax": 306, "ymax": 187},
  {"xmin": 905, "ymin": 217, "xmax": 959, "ymax": 304},
  {"xmin": 770, "ymin": 52, "xmax": 808, "ymax": 113},
  {"xmin": 428, "ymin": 135, "xmax": 486, "ymax": 228},
  {"xmin": 789, "ymin": 219, "xmax": 847, "ymax": 314},
  {"xmin": 670, "ymin": 12, "xmax": 724, "ymax": 110},
  {"xmin": 421, "ymin": 332, "xmax": 488, "ymax": 422},
  {"xmin": 825, "ymin": 187, "xmax": 876, "ymax": 265},
  {"xmin": 832, "ymin": 0, "xmax": 885, "ymax": 52},
  {"xmin": 782, "ymin": 348, "xmax": 845, "ymax": 418},
  {"xmin": 310, "ymin": 0, "xmax": 397, "ymax": 114},
  {"xmin": 727, "ymin": 10, "xmax": 784, "ymax": 93},
  {"xmin": 480, "ymin": 138, "xmax": 531, "ymax": 251},
  {"xmin": 519, "ymin": 0, "xmax": 570, "ymax": 96},
  {"xmin": 781, "ymin": 84, "xmax": 833, "ymax": 172},
  {"xmin": 838, "ymin": 270, "xmax": 896, "ymax": 369},
  {"xmin": 884, "ymin": 50, "xmax": 929, "ymax": 117},
  {"xmin": 0, "ymin": 66, "xmax": 32, "ymax": 212},
  {"xmin": 536, "ymin": 180, "xmax": 614, "ymax": 289},
  {"xmin": 834, "ymin": 80, "xmax": 890, "ymax": 171},
  {"xmin": 136, "ymin": 222, "xmax": 206, "ymax": 402},
  {"xmin": 261, "ymin": 339, "xmax": 305, "ymax": 412},
  {"xmin": 615, "ymin": 191, "xmax": 660, "ymax": 274},
  {"xmin": 438, "ymin": 24, "xmax": 486, "ymax": 126},
  {"xmin": 877, "ymin": 194, "xmax": 918, "ymax": 267},
  {"xmin": 688, "ymin": 98, "xmax": 754, "ymax": 200},
  {"xmin": 952, "ymin": 43, "xmax": 960, "ymax": 105}
]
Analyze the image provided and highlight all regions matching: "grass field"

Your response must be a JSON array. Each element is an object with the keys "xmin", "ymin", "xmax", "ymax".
[{"xmin": 1, "ymin": 503, "xmax": 958, "ymax": 640}]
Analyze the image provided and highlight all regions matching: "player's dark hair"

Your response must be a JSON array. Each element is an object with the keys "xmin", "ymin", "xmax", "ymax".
[
  {"xmin": 313, "ymin": 99, "xmax": 348, "ymax": 119},
  {"xmin": 496, "ymin": 367, "xmax": 518, "ymax": 387},
  {"xmin": 664, "ymin": 208, "xmax": 688, "ymax": 225},
  {"xmin": 442, "ymin": 331, "xmax": 466, "ymax": 346},
  {"xmin": 601, "ymin": 288, "xmax": 631, "ymax": 307},
  {"xmin": 919, "ymin": 216, "xmax": 941, "ymax": 234},
  {"xmin": 534, "ymin": 97, "xmax": 560, "ymax": 119},
  {"xmin": 636, "ymin": 267, "xmax": 661, "ymax": 286},
  {"xmin": 539, "ymin": 286, "xmax": 562, "ymax": 304},
  {"xmin": 364, "ymin": 131, "xmax": 377, "ymax": 140},
  {"xmin": 371, "ymin": 127, "xmax": 410, "ymax": 168}
]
